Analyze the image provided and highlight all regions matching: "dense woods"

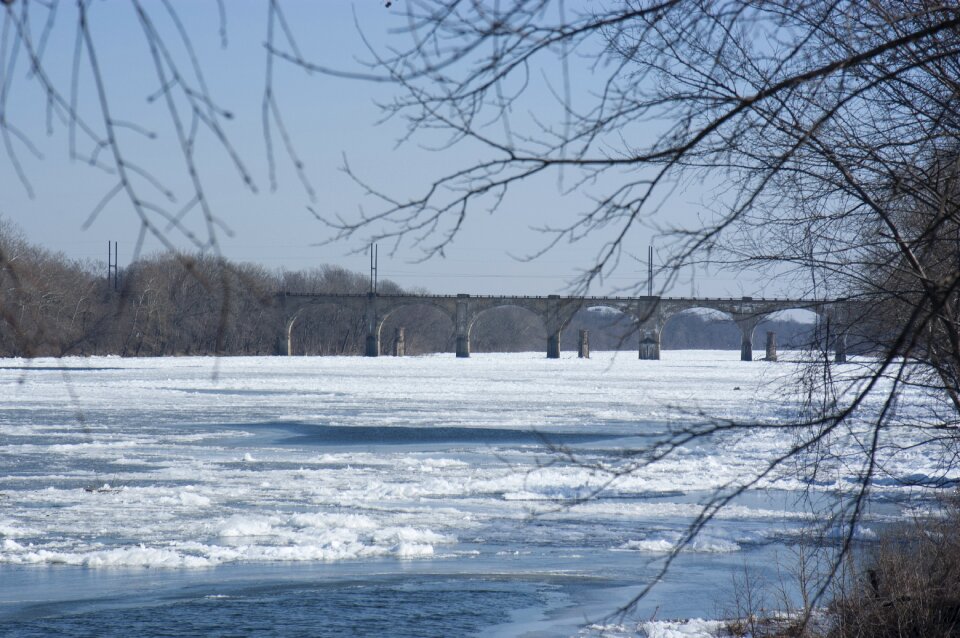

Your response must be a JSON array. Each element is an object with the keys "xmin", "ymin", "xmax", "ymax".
[{"xmin": 0, "ymin": 222, "xmax": 814, "ymax": 358}]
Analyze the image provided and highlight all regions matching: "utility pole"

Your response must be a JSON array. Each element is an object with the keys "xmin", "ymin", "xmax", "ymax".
[
  {"xmin": 647, "ymin": 245, "xmax": 653, "ymax": 297},
  {"xmin": 369, "ymin": 243, "xmax": 378, "ymax": 294},
  {"xmin": 107, "ymin": 241, "xmax": 119, "ymax": 291}
]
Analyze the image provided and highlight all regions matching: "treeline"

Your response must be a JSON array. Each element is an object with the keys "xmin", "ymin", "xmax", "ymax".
[
  {"xmin": 0, "ymin": 220, "xmax": 393, "ymax": 357},
  {"xmin": 0, "ymin": 221, "xmax": 817, "ymax": 357}
]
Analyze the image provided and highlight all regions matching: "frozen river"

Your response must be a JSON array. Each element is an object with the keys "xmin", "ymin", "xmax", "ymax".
[{"xmin": 0, "ymin": 351, "xmax": 948, "ymax": 636}]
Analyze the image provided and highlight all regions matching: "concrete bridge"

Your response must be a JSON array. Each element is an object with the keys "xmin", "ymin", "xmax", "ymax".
[{"xmin": 279, "ymin": 292, "xmax": 852, "ymax": 361}]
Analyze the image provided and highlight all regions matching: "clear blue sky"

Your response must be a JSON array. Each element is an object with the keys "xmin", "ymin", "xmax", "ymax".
[{"xmin": 0, "ymin": 2, "xmax": 765, "ymax": 298}]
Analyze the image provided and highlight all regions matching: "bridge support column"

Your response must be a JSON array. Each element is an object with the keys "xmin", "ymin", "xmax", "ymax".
[
  {"xmin": 547, "ymin": 332, "xmax": 561, "ymax": 359},
  {"xmin": 456, "ymin": 335, "xmax": 470, "ymax": 358},
  {"xmin": 456, "ymin": 295, "xmax": 470, "ymax": 358},
  {"xmin": 834, "ymin": 333, "xmax": 847, "ymax": 363},
  {"xmin": 543, "ymin": 295, "xmax": 565, "ymax": 359},
  {"xmin": 284, "ymin": 318, "xmax": 295, "ymax": 356},
  {"xmin": 364, "ymin": 293, "xmax": 379, "ymax": 357},
  {"xmin": 636, "ymin": 300, "xmax": 661, "ymax": 360},
  {"xmin": 763, "ymin": 331, "xmax": 777, "ymax": 361},
  {"xmin": 639, "ymin": 326, "xmax": 660, "ymax": 360},
  {"xmin": 740, "ymin": 332, "xmax": 753, "ymax": 361},
  {"xmin": 826, "ymin": 309, "xmax": 848, "ymax": 363},
  {"xmin": 737, "ymin": 319, "xmax": 760, "ymax": 361},
  {"xmin": 392, "ymin": 327, "xmax": 405, "ymax": 356},
  {"xmin": 578, "ymin": 329, "xmax": 589, "ymax": 359}
]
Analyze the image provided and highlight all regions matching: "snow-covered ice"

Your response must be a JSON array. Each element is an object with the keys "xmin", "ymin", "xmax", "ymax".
[{"xmin": 0, "ymin": 350, "xmax": 950, "ymax": 635}]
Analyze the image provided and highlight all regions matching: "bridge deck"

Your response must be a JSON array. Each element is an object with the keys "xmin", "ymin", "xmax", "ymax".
[{"xmin": 280, "ymin": 291, "xmax": 827, "ymax": 304}]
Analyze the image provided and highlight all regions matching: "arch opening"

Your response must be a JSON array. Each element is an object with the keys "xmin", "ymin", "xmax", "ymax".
[
  {"xmin": 562, "ymin": 306, "xmax": 636, "ymax": 352},
  {"xmin": 660, "ymin": 308, "xmax": 740, "ymax": 351},
  {"xmin": 378, "ymin": 304, "xmax": 456, "ymax": 355},
  {"xmin": 286, "ymin": 302, "xmax": 366, "ymax": 356},
  {"xmin": 755, "ymin": 309, "xmax": 822, "ymax": 353},
  {"xmin": 468, "ymin": 305, "xmax": 547, "ymax": 353},
  {"xmin": 758, "ymin": 307, "xmax": 855, "ymax": 362}
]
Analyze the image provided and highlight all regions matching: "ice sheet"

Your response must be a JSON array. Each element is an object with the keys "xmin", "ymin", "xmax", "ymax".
[{"xmin": 0, "ymin": 351, "xmax": 949, "ymax": 633}]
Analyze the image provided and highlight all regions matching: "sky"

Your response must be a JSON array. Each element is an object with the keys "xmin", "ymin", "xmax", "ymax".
[{"xmin": 0, "ymin": 2, "xmax": 771, "ymax": 299}]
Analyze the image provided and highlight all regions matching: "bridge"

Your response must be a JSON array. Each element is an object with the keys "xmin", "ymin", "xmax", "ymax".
[{"xmin": 279, "ymin": 292, "xmax": 852, "ymax": 362}]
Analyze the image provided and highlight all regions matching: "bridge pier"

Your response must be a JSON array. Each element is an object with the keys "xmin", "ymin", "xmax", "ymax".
[
  {"xmin": 456, "ymin": 294, "xmax": 470, "ymax": 358},
  {"xmin": 543, "ymin": 295, "xmax": 568, "ymax": 359},
  {"xmin": 736, "ymin": 318, "xmax": 761, "ymax": 361},
  {"xmin": 639, "ymin": 326, "xmax": 660, "ymax": 360},
  {"xmin": 834, "ymin": 332, "xmax": 847, "ymax": 363},
  {"xmin": 284, "ymin": 317, "xmax": 296, "ymax": 356},
  {"xmin": 365, "ymin": 292, "xmax": 379, "ymax": 357},
  {"xmin": 547, "ymin": 332, "xmax": 561, "ymax": 359},
  {"xmin": 763, "ymin": 331, "xmax": 777, "ymax": 361},
  {"xmin": 825, "ymin": 310, "xmax": 848, "ymax": 363},
  {"xmin": 636, "ymin": 301, "xmax": 661, "ymax": 360},
  {"xmin": 740, "ymin": 332, "xmax": 753, "ymax": 361},
  {"xmin": 392, "ymin": 327, "xmax": 405, "ymax": 356},
  {"xmin": 456, "ymin": 335, "xmax": 470, "ymax": 358},
  {"xmin": 739, "ymin": 331, "xmax": 753, "ymax": 361}
]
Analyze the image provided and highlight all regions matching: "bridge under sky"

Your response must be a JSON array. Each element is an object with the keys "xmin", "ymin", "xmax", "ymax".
[{"xmin": 280, "ymin": 292, "xmax": 851, "ymax": 362}]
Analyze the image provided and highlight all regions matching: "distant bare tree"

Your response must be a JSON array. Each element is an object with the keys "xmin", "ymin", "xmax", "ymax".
[
  {"xmin": 0, "ymin": 0, "xmax": 324, "ymax": 354},
  {"xmin": 0, "ymin": 217, "xmax": 108, "ymax": 356}
]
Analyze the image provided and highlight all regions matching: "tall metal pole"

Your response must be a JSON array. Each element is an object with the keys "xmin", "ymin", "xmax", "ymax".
[
  {"xmin": 648, "ymin": 245, "xmax": 653, "ymax": 297},
  {"xmin": 107, "ymin": 241, "xmax": 119, "ymax": 290},
  {"xmin": 369, "ymin": 243, "xmax": 379, "ymax": 294}
]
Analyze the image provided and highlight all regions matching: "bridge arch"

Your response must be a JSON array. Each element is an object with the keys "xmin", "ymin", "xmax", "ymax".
[
  {"xmin": 467, "ymin": 304, "xmax": 548, "ymax": 354},
  {"xmin": 756, "ymin": 309, "xmax": 820, "ymax": 352},
  {"xmin": 660, "ymin": 306, "xmax": 740, "ymax": 351},
  {"xmin": 563, "ymin": 305, "xmax": 637, "ymax": 352},
  {"xmin": 284, "ymin": 300, "xmax": 366, "ymax": 356},
  {"xmin": 755, "ymin": 306, "xmax": 850, "ymax": 361},
  {"xmin": 376, "ymin": 302, "xmax": 457, "ymax": 355},
  {"xmin": 657, "ymin": 302, "xmax": 774, "ymax": 361}
]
